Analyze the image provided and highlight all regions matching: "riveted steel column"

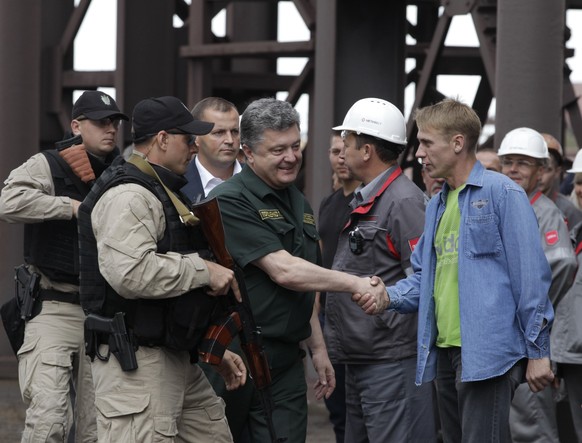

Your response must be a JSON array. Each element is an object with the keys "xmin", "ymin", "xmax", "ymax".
[
  {"xmin": 307, "ymin": 0, "xmax": 407, "ymax": 216},
  {"xmin": 221, "ymin": 2, "xmax": 278, "ymax": 109},
  {"xmin": 307, "ymin": 0, "xmax": 337, "ymax": 217},
  {"xmin": 117, "ymin": 0, "xmax": 176, "ymax": 143},
  {"xmin": 0, "ymin": 0, "xmax": 41, "ymax": 373},
  {"xmin": 495, "ymin": 0, "xmax": 565, "ymax": 145}
]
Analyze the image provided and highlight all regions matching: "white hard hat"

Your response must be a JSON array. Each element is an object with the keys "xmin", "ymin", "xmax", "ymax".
[
  {"xmin": 498, "ymin": 127, "xmax": 549, "ymax": 159},
  {"xmin": 567, "ymin": 149, "xmax": 582, "ymax": 173},
  {"xmin": 333, "ymin": 98, "xmax": 407, "ymax": 146}
]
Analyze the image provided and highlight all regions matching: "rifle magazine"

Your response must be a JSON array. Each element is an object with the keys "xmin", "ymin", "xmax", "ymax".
[{"xmin": 199, "ymin": 312, "xmax": 242, "ymax": 364}]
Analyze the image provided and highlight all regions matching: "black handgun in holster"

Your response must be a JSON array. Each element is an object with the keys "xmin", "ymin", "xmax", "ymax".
[
  {"xmin": 84, "ymin": 312, "xmax": 138, "ymax": 372},
  {"xmin": 1, "ymin": 265, "xmax": 40, "ymax": 354},
  {"xmin": 15, "ymin": 264, "xmax": 41, "ymax": 320}
]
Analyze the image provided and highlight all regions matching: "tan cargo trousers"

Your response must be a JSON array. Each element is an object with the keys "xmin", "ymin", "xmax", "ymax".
[
  {"xmin": 17, "ymin": 300, "xmax": 97, "ymax": 442},
  {"xmin": 91, "ymin": 343, "xmax": 233, "ymax": 442}
]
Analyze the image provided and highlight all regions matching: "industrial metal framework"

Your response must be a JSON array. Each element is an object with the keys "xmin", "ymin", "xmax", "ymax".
[
  {"xmin": 31, "ymin": 0, "xmax": 582, "ymax": 197},
  {"xmin": 0, "ymin": 0, "xmax": 581, "ymax": 368}
]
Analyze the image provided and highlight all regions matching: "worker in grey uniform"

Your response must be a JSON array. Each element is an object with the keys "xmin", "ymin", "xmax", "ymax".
[
  {"xmin": 324, "ymin": 98, "xmax": 435, "ymax": 442},
  {"xmin": 0, "ymin": 90, "xmax": 128, "ymax": 442},
  {"xmin": 551, "ymin": 216, "xmax": 582, "ymax": 442},
  {"xmin": 499, "ymin": 127, "xmax": 577, "ymax": 443},
  {"xmin": 78, "ymin": 96, "xmax": 246, "ymax": 442}
]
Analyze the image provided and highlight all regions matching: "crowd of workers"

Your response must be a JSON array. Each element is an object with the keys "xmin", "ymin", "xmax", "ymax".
[{"xmin": 0, "ymin": 90, "xmax": 581, "ymax": 443}]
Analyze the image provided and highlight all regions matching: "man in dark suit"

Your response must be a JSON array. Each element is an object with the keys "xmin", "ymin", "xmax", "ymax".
[
  {"xmin": 181, "ymin": 97, "xmax": 241, "ymax": 202},
  {"xmin": 181, "ymin": 97, "xmax": 251, "ymax": 442}
]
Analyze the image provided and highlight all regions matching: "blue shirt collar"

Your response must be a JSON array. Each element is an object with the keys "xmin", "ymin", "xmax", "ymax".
[{"xmin": 440, "ymin": 160, "xmax": 484, "ymax": 204}]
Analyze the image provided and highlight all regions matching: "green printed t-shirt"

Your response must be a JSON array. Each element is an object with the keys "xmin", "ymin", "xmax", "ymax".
[{"xmin": 434, "ymin": 184, "xmax": 465, "ymax": 348}]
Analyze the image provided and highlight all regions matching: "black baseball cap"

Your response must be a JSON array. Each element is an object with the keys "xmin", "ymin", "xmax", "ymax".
[
  {"xmin": 132, "ymin": 96, "xmax": 214, "ymax": 142},
  {"xmin": 72, "ymin": 91, "xmax": 129, "ymax": 121}
]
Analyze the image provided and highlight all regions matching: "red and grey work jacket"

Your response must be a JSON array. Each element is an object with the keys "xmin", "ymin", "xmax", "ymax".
[{"xmin": 324, "ymin": 166, "xmax": 427, "ymax": 364}]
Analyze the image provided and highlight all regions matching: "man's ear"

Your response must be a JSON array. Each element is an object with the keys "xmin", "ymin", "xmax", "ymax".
[
  {"xmin": 70, "ymin": 119, "xmax": 81, "ymax": 135},
  {"xmin": 452, "ymin": 134, "xmax": 465, "ymax": 154},
  {"xmin": 242, "ymin": 144, "xmax": 253, "ymax": 163},
  {"xmin": 363, "ymin": 143, "xmax": 373, "ymax": 161},
  {"xmin": 156, "ymin": 131, "xmax": 169, "ymax": 152}
]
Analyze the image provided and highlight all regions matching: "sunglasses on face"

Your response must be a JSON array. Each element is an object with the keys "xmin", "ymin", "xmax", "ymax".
[{"xmin": 166, "ymin": 130, "xmax": 196, "ymax": 146}]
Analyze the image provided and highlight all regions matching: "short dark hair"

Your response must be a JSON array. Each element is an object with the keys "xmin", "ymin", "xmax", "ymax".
[
  {"xmin": 547, "ymin": 149, "xmax": 562, "ymax": 168},
  {"xmin": 354, "ymin": 134, "xmax": 400, "ymax": 163},
  {"xmin": 191, "ymin": 97, "xmax": 238, "ymax": 121}
]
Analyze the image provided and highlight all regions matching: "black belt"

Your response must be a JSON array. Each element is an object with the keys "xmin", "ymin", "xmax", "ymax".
[{"xmin": 38, "ymin": 289, "xmax": 80, "ymax": 305}]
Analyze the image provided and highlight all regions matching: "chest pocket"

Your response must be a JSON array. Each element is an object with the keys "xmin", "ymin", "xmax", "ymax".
[
  {"xmin": 357, "ymin": 224, "xmax": 383, "ymax": 241},
  {"xmin": 264, "ymin": 218, "xmax": 295, "ymax": 252},
  {"xmin": 341, "ymin": 224, "xmax": 383, "ymax": 274},
  {"xmin": 303, "ymin": 222, "xmax": 320, "ymax": 241},
  {"xmin": 303, "ymin": 222, "xmax": 320, "ymax": 262},
  {"xmin": 263, "ymin": 214, "xmax": 320, "ymax": 259},
  {"xmin": 463, "ymin": 213, "xmax": 502, "ymax": 259}
]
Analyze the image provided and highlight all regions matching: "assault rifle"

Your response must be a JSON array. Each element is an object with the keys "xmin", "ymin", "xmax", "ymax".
[
  {"xmin": 84, "ymin": 312, "xmax": 138, "ymax": 372},
  {"xmin": 193, "ymin": 197, "xmax": 287, "ymax": 443}
]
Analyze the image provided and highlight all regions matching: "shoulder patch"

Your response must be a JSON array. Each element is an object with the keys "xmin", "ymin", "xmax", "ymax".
[
  {"xmin": 259, "ymin": 209, "xmax": 283, "ymax": 220},
  {"xmin": 545, "ymin": 230, "xmax": 559, "ymax": 246},
  {"xmin": 303, "ymin": 213, "xmax": 316, "ymax": 225}
]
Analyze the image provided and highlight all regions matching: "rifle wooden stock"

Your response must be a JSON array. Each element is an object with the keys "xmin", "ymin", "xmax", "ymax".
[{"xmin": 191, "ymin": 198, "xmax": 234, "ymax": 269}]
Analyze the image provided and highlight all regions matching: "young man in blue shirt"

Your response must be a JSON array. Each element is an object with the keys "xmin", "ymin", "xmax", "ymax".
[{"xmin": 354, "ymin": 98, "xmax": 555, "ymax": 442}]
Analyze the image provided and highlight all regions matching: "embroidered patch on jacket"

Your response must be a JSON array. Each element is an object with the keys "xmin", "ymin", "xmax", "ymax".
[
  {"xmin": 408, "ymin": 237, "xmax": 420, "ymax": 252},
  {"xmin": 303, "ymin": 214, "xmax": 316, "ymax": 225},
  {"xmin": 259, "ymin": 209, "xmax": 283, "ymax": 220},
  {"xmin": 545, "ymin": 230, "xmax": 559, "ymax": 246},
  {"xmin": 471, "ymin": 199, "xmax": 489, "ymax": 209}
]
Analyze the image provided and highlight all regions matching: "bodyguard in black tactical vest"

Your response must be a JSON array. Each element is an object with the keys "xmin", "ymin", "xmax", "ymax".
[
  {"xmin": 77, "ymin": 96, "xmax": 246, "ymax": 442},
  {"xmin": 0, "ymin": 90, "xmax": 128, "ymax": 442}
]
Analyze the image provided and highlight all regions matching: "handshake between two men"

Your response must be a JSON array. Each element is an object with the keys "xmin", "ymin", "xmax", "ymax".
[{"xmin": 352, "ymin": 276, "xmax": 389, "ymax": 315}]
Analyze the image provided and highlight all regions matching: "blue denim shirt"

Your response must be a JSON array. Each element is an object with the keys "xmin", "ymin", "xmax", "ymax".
[{"xmin": 388, "ymin": 161, "xmax": 553, "ymax": 384}]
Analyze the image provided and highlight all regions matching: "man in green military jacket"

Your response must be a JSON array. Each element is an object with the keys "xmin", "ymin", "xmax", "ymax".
[{"xmin": 209, "ymin": 98, "xmax": 386, "ymax": 443}]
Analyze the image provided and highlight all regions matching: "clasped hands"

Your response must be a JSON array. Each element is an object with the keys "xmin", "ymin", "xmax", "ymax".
[{"xmin": 352, "ymin": 276, "xmax": 389, "ymax": 315}]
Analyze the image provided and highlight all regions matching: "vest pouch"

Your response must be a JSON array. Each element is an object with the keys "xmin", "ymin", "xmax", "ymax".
[
  {"xmin": 132, "ymin": 299, "xmax": 167, "ymax": 346},
  {"xmin": 164, "ymin": 289, "xmax": 221, "ymax": 351}
]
